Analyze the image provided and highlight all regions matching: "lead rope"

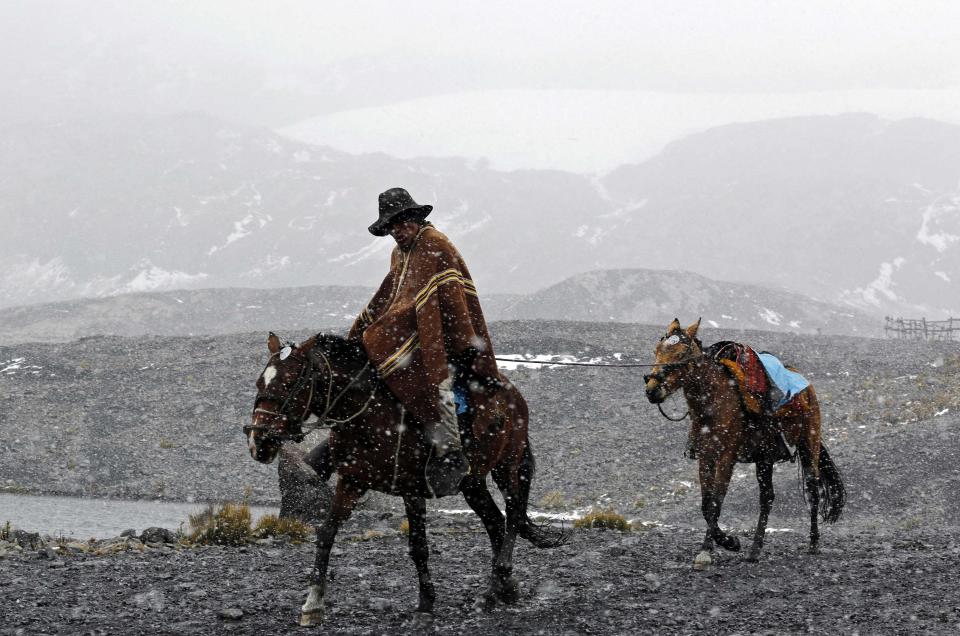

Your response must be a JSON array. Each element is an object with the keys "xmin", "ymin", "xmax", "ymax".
[
  {"xmin": 390, "ymin": 407, "xmax": 406, "ymax": 494},
  {"xmin": 657, "ymin": 402, "xmax": 689, "ymax": 421}
]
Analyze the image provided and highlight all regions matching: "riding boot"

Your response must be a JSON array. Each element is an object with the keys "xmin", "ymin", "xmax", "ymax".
[{"xmin": 425, "ymin": 448, "xmax": 470, "ymax": 497}]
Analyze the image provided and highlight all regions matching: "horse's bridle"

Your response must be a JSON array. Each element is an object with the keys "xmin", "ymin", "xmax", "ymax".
[
  {"xmin": 643, "ymin": 333, "xmax": 704, "ymax": 422},
  {"xmin": 245, "ymin": 346, "xmax": 318, "ymax": 443},
  {"xmin": 642, "ymin": 335, "xmax": 703, "ymax": 387},
  {"xmin": 244, "ymin": 343, "xmax": 375, "ymax": 444}
]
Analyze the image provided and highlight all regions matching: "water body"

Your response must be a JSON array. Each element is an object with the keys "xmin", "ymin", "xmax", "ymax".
[{"xmin": 0, "ymin": 493, "xmax": 278, "ymax": 539}]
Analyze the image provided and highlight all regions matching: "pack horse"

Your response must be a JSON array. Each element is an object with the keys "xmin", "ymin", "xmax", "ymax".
[{"xmin": 644, "ymin": 318, "xmax": 845, "ymax": 567}]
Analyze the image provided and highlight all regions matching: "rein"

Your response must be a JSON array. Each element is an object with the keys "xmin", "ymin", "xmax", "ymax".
[
  {"xmin": 306, "ymin": 349, "xmax": 376, "ymax": 432},
  {"xmin": 248, "ymin": 343, "xmax": 376, "ymax": 442},
  {"xmin": 657, "ymin": 402, "xmax": 690, "ymax": 422}
]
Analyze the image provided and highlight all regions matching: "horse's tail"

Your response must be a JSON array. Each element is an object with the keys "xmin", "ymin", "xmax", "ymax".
[
  {"xmin": 799, "ymin": 443, "xmax": 846, "ymax": 523},
  {"xmin": 516, "ymin": 444, "xmax": 567, "ymax": 549},
  {"xmin": 817, "ymin": 444, "xmax": 846, "ymax": 523}
]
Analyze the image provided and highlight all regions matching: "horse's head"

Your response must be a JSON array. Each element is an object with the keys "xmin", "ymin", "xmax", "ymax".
[
  {"xmin": 245, "ymin": 332, "xmax": 319, "ymax": 464},
  {"xmin": 643, "ymin": 317, "xmax": 702, "ymax": 404}
]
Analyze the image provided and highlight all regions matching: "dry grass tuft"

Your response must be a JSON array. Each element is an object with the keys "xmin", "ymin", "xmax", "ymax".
[
  {"xmin": 187, "ymin": 502, "xmax": 252, "ymax": 546},
  {"xmin": 399, "ymin": 519, "xmax": 410, "ymax": 535},
  {"xmin": 253, "ymin": 515, "xmax": 312, "ymax": 543},
  {"xmin": 574, "ymin": 506, "xmax": 631, "ymax": 531}
]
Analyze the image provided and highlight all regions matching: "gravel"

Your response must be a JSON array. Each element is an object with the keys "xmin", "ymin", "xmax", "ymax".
[{"xmin": 2, "ymin": 321, "xmax": 959, "ymax": 633}]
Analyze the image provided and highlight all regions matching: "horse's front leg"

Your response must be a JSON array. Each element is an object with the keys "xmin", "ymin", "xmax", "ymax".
[
  {"xmin": 403, "ymin": 496, "xmax": 436, "ymax": 614},
  {"xmin": 300, "ymin": 479, "xmax": 366, "ymax": 627},
  {"xmin": 695, "ymin": 457, "xmax": 717, "ymax": 569},
  {"xmin": 695, "ymin": 454, "xmax": 740, "ymax": 570},
  {"xmin": 746, "ymin": 460, "xmax": 774, "ymax": 562}
]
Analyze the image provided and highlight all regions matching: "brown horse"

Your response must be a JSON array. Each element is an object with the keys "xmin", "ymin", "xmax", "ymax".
[
  {"xmin": 245, "ymin": 332, "xmax": 563, "ymax": 626},
  {"xmin": 643, "ymin": 318, "xmax": 845, "ymax": 568}
]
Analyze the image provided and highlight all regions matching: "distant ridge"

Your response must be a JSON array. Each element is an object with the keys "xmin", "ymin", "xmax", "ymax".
[
  {"xmin": 2, "ymin": 112, "xmax": 957, "ymax": 318},
  {"xmin": 497, "ymin": 269, "xmax": 880, "ymax": 336},
  {"xmin": 0, "ymin": 269, "xmax": 879, "ymax": 345}
]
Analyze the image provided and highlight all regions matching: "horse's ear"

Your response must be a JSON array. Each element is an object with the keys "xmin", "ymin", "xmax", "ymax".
[
  {"xmin": 267, "ymin": 332, "xmax": 281, "ymax": 354},
  {"xmin": 685, "ymin": 318, "xmax": 702, "ymax": 340},
  {"xmin": 668, "ymin": 317, "xmax": 681, "ymax": 333}
]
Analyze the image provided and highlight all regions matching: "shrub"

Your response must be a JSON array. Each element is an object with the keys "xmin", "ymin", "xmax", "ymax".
[
  {"xmin": 188, "ymin": 502, "xmax": 252, "ymax": 546},
  {"xmin": 1, "ymin": 521, "xmax": 11, "ymax": 541},
  {"xmin": 252, "ymin": 515, "xmax": 311, "ymax": 543},
  {"xmin": 399, "ymin": 519, "xmax": 410, "ymax": 535},
  {"xmin": 573, "ymin": 507, "xmax": 631, "ymax": 531}
]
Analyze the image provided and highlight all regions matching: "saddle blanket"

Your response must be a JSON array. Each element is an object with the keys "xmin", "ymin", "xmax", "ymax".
[{"xmin": 757, "ymin": 352, "xmax": 810, "ymax": 410}]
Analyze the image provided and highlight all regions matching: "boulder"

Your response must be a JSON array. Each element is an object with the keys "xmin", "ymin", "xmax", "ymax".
[
  {"xmin": 277, "ymin": 443, "xmax": 332, "ymax": 524},
  {"xmin": 139, "ymin": 527, "xmax": 175, "ymax": 544}
]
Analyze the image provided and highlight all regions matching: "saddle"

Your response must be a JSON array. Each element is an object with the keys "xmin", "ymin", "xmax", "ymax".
[
  {"xmin": 700, "ymin": 341, "xmax": 794, "ymax": 464},
  {"xmin": 704, "ymin": 341, "xmax": 770, "ymax": 415}
]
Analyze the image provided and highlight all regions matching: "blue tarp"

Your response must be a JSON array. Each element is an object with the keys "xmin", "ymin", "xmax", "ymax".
[{"xmin": 757, "ymin": 352, "xmax": 810, "ymax": 409}]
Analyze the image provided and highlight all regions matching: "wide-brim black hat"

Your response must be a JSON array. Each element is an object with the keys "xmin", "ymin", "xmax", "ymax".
[{"xmin": 368, "ymin": 187, "xmax": 433, "ymax": 236}]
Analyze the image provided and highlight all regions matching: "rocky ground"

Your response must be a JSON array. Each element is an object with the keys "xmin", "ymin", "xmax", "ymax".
[
  {"xmin": 1, "ymin": 321, "xmax": 958, "ymax": 526},
  {"xmin": 1, "ymin": 518, "xmax": 959, "ymax": 635},
  {"xmin": 1, "ymin": 321, "xmax": 959, "ymax": 633}
]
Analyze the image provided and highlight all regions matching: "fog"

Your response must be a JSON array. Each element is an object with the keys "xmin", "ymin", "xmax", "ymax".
[
  {"xmin": 0, "ymin": 1, "xmax": 958, "ymax": 313},
  {"xmin": 3, "ymin": 1, "xmax": 959, "ymax": 168}
]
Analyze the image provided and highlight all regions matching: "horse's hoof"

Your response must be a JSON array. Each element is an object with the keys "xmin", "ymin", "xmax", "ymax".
[
  {"xmin": 299, "ymin": 609, "xmax": 324, "ymax": 627},
  {"xmin": 406, "ymin": 611, "xmax": 434, "ymax": 629},
  {"xmin": 808, "ymin": 544, "xmax": 821, "ymax": 555},
  {"xmin": 495, "ymin": 576, "xmax": 521, "ymax": 604},
  {"xmin": 744, "ymin": 549, "xmax": 761, "ymax": 563},
  {"xmin": 718, "ymin": 535, "xmax": 741, "ymax": 553},
  {"xmin": 693, "ymin": 550, "xmax": 713, "ymax": 570}
]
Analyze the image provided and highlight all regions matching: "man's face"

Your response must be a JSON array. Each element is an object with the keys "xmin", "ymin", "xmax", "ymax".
[{"xmin": 389, "ymin": 219, "xmax": 421, "ymax": 250}]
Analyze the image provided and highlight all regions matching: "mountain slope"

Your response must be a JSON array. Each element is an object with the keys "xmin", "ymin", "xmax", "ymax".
[
  {"xmin": 499, "ymin": 269, "xmax": 879, "ymax": 336},
  {"xmin": 1, "ymin": 112, "xmax": 957, "ymax": 318},
  {"xmin": 0, "ymin": 113, "xmax": 601, "ymax": 308},
  {"xmin": 0, "ymin": 270, "xmax": 878, "ymax": 345},
  {"xmin": 599, "ymin": 114, "xmax": 960, "ymax": 317}
]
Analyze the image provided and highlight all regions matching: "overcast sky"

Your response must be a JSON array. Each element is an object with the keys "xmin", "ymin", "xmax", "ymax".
[{"xmin": 3, "ymin": 0, "xmax": 959, "ymax": 170}]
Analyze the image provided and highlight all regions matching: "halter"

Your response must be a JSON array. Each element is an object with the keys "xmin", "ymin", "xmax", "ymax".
[
  {"xmin": 645, "ymin": 332, "xmax": 704, "ymax": 422},
  {"xmin": 244, "ymin": 341, "xmax": 375, "ymax": 443}
]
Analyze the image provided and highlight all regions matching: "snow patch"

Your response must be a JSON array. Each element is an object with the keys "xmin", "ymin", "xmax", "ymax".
[
  {"xmin": 2, "ymin": 357, "xmax": 42, "ymax": 375},
  {"xmin": 328, "ymin": 238, "xmax": 393, "ymax": 266},
  {"xmin": 208, "ymin": 213, "xmax": 268, "ymax": 256},
  {"xmin": 847, "ymin": 257, "xmax": 906, "ymax": 306},
  {"xmin": 916, "ymin": 195, "xmax": 960, "ymax": 253},
  {"xmin": 935, "ymin": 271, "xmax": 951, "ymax": 283},
  {"xmin": 496, "ymin": 353, "xmax": 606, "ymax": 370},
  {"xmin": 758, "ymin": 307, "xmax": 782, "ymax": 326},
  {"xmin": 118, "ymin": 265, "xmax": 208, "ymax": 294}
]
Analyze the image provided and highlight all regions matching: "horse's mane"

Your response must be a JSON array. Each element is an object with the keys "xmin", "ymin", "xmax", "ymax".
[{"xmin": 311, "ymin": 332, "xmax": 371, "ymax": 368}]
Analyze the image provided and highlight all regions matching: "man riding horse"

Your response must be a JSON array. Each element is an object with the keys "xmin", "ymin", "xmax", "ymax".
[{"xmin": 306, "ymin": 187, "xmax": 501, "ymax": 497}]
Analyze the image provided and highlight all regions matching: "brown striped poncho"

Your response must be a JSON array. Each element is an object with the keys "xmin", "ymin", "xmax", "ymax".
[{"xmin": 348, "ymin": 223, "xmax": 501, "ymax": 426}]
